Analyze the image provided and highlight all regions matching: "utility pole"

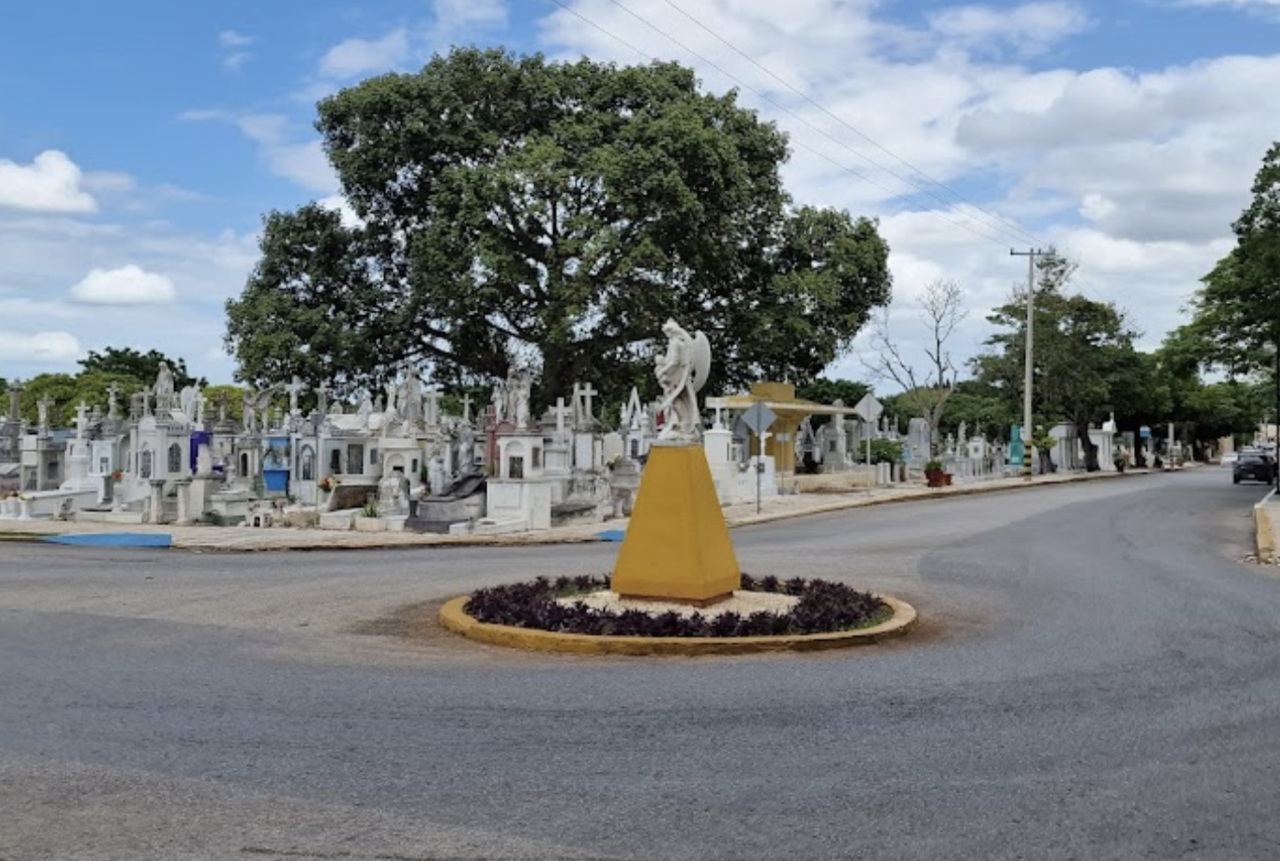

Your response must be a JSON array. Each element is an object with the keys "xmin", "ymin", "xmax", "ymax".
[{"xmin": 1011, "ymin": 249, "xmax": 1044, "ymax": 478}]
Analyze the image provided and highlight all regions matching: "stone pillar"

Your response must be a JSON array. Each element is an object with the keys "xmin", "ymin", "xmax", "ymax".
[
  {"xmin": 148, "ymin": 479, "xmax": 166, "ymax": 525},
  {"xmin": 174, "ymin": 478, "xmax": 193, "ymax": 525}
]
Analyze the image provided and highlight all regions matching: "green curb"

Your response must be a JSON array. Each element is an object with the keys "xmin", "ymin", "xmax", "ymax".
[{"xmin": 438, "ymin": 594, "xmax": 917, "ymax": 657}]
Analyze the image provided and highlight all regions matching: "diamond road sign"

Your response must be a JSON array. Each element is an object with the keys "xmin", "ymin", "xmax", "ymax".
[
  {"xmin": 740, "ymin": 401, "xmax": 777, "ymax": 437},
  {"xmin": 853, "ymin": 394, "xmax": 883, "ymax": 423}
]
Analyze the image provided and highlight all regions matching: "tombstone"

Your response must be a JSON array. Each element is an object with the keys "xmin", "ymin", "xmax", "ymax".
[
  {"xmin": 907, "ymin": 417, "xmax": 930, "ymax": 460},
  {"xmin": 602, "ymin": 432, "xmax": 624, "ymax": 467}
]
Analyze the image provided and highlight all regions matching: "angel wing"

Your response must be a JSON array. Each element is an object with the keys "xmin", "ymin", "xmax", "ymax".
[{"xmin": 689, "ymin": 331, "xmax": 712, "ymax": 393}]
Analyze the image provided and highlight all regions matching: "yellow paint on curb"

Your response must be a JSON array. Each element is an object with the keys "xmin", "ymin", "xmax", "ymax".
[{"xmin": 438, "ymin": 594, "xmax": 917, "ymax": 657}]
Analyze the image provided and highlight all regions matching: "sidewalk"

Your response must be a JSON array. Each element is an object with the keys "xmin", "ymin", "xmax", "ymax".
[{"xmin": 0, "ymin": 468, "xmax": 1155, "ymax": 552}]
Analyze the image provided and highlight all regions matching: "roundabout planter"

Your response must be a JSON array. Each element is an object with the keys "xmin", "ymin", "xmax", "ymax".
[{"xmin": 439, "ymin": 587, "xmax": 917, "ymax": 657}]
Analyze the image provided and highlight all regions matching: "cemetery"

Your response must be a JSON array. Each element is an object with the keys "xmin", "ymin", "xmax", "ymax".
[{"xmin": 0, "ymin": 334, "xmax": 1167, "ymax": 533}]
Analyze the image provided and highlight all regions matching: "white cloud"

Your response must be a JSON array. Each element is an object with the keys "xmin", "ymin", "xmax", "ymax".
[
  {"xmin": 219, "ymin": 29, "xmax": 254, "ymax": 48},
  {"xmin": 319, "ymin": 29, "xmax": 410, "ymax": 79},
  {"xmin": 69, "ymin": 265, "xmax": 177, "ymax": 305},
  {"xmin": 218, "ymin": 29, "xmax": 254, "ymax": 70},
  {"xmin": 0, "ymin": 331, "xmax": 80, "ymax": 362},
  {"xmin": 1174, "ymin": 0, "xmax": 1280, "ymax": 11},
  {"xmin": 318, "ymin": 195, "xmax": 364, "ymax": 229},
  {"xmin": 179, "ymin": 110, "xmax": 338, "ymax": 194},
  {"xmin": 928, "ymin": 2, "xmax": 1093, "ymax": 57},
  {"xmin": 434, "ymin": 0, "xmax": 508, "ymax": 33},
  {"xmin": 0, "ymin": 150, "xmax": 98, "ymax": 214}
]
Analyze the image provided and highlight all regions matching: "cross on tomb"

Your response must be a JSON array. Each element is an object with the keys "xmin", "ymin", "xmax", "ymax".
[
  {"xmin": 285, "ymin": 375, "xmax": 305, "ymax": 415},
  {"xmin": 459, "ymin": 393, "xmax": 473, "ymax": 423},
  {"xmin": 551, "ymin": 397, "xmax": 572, "ymax": 435},
  {"xmin": 574, "ymin": 382, "xmax": 598, "ymax": 428},
  {"xmin": 74, "ymin": 402, "xmax": 90, "ymax": 440}
]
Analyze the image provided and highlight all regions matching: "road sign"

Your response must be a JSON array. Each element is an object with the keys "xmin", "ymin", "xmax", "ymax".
[
  {"xmin": 853, "ymin": 394, "xmax": 883, "ymax": 423},
  {"xmin": 740, "ymin": 401, "xmax": 777, "ymax": 437}
]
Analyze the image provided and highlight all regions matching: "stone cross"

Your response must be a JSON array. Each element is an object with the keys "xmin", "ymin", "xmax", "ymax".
[
  {"xmin": 551, "ymin": 397, "xmax": 572, "ymax": 435},
  {"xmin": 74, "ymin": 402, "xmax": 89, "ymax": 440},
  {"xmin": 459, "ymin": 393, "xmax": 472, "ymax": 424},
  {"xmin": 574, "ymin": 382, "xmax": 598, "ymax": 428},
  {"xmin": 286, "ymin": 376, "xmax": 305, "ymax": 416},
  {"xmin": 106, "ymin": 382, "xmax": 121, "ymax": 420}
]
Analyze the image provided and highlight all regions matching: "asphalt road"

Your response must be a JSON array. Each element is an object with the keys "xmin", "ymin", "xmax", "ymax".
[{"xmin": 2, "ymin": 468, "xmax": 1279, "ymax": 861}]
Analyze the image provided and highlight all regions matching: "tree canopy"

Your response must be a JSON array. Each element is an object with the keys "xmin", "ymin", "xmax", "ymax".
[
  {"xmin": 79, "ymin": 347, "xmax": 206, "ymax": 390},
  {"xmin": 226, "ymin": 47, "xmax": 892, "ymax": 405},
  {"xmin": 2, "ymin": 348, "xmax": 202, "ymax": 427}
]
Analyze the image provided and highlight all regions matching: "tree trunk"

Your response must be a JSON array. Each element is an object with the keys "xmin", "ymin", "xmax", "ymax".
[{"xmin": 1076, "ymin": 424, "xmax": 1100, "ymax": 472}]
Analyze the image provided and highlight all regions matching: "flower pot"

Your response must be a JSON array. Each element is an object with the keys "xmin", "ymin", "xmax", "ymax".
[{"xmin": 925, "ymin": 469, "xmax": 946, "ymax": 488}]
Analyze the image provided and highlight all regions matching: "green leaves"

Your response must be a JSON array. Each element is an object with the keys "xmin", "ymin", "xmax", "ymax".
[
  {"xmin": 226, "ymin": 48, "xmax": 891, "ymax": 405},
  {"xmin": 973, "ymin": 251, "xmax": 1138, "ymax": 434}
]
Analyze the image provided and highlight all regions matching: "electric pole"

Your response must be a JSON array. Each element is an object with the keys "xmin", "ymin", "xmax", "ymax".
[{"xmin": 1011, "ymin": 249, "xmax": 1045, "ymax": 478}]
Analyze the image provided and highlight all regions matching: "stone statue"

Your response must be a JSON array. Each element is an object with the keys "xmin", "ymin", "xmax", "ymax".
[
  {"xmin": 507, "ymin": 365, "xmax": 532, "ymax": 429},
  {"xmin": 242, "ymin": 385, "xmax": 280, "ymax": 435},
  {"xmin": 398, "ymin": 363, "xmax": 424, "ymax": 425},
  {"xmin": 456, "ymin": 423, "xmax": 476, "ymax": 475},
  {"xmin": 491, "ymin": 378, "xmax": 507, "ymax": 425},
  {"xmin": 179, "ymin": 385, "xmax": 200, "ymax": 423},
  {"xmin": 655, "ymin": 319, "xmax": 710, "ymax": 441},
  {"xmin": 153, "ymin": 362, "xmax": 176, "ymax": 409}
]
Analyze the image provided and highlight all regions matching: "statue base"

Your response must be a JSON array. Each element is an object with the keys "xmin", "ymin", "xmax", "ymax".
[{"xmin": 612, "ymin": 443, "xmax": 740, "ymax": 604}]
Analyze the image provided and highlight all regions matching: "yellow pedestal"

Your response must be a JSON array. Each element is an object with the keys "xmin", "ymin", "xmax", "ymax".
[{"xmin": 612, "ymin": 443, "xmax": 741, "ymax": 603}]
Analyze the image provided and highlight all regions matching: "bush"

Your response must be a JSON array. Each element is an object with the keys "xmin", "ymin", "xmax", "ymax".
[
  {"xmin": 463, "ymin": 574, "xmax": 891, "ymax": 637},
  {"xmin": 865, "ymin": 438, "xmax": 904, "ymax": 465},
  {"xmin": 924, "ymin": 459, "xmax": 944, "ymax": 473}
]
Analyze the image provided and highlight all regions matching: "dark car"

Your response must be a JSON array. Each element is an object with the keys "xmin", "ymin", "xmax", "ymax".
[{"xmin": 1233, "ymin": 451, "xmax": 1277, "ymax": 484}]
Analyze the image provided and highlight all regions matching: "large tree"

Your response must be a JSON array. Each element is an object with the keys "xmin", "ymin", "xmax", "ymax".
[
  {"xmin": 972, "ymin": 252, "xmax": 1140, "ymax": 471},
  {"xmin": 226, "ymin": 48, "xmax": 892, "ymax": 404},
  {"xmin": 1182, "ymin": 143, "xmax": 1280, "ymax": 451}
]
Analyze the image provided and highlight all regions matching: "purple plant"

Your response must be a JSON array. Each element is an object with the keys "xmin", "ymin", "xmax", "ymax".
[{"xmin": 463, "ymin": 573, "xmax": 889, "ymax": 638}]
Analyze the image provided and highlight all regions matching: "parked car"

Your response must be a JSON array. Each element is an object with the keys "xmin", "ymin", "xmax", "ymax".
[
  {"xmin": 1220, "ymin": 452, "xmax": 1239, "ymax": 467},
  {"xmin": 1233, "ymin": 451, "xmax": 1277, "ymax": 484}
]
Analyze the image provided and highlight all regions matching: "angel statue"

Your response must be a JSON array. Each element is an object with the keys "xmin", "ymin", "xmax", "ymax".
[{"xmin": 655, "ymin": 319, "xmax": 711, "ymax": 441}]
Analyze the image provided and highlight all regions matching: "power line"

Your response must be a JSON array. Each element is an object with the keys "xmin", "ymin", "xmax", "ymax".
[
  {"xmin": 545, "ymin": 0, "xmax": 1016, "ymax": 247},
  {"xmin": 653, "ymin": 0, "xmax": 1048, "ymax": 250},
  {"xmin": 547, "ymin": 0, "xmax": 1116, "ymax": 306}
]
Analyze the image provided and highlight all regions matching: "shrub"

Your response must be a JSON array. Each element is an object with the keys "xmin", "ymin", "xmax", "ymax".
[{"xmin": 464, "ymin": 574, "xmax": 890, "ymax": 638}]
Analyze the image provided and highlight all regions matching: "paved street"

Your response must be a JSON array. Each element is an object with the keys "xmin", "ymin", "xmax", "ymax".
[{"xmin": 3, "ymin": 468, "xmax": 1279, "ymax": 860}]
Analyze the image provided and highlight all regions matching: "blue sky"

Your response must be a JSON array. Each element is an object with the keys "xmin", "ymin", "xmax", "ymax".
[{"xmin": 2, "ymin": 0, "xmax": 1278, "ymax": 392}]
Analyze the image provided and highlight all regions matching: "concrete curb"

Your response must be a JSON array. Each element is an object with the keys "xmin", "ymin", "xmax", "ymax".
[
  {"xmin": 1255, "ymin": 490, "xmax": 1278, "ymax": 563},
  {"xmin": 438, "ymin": 594, "xmax": 918, "ymax": 657}
]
